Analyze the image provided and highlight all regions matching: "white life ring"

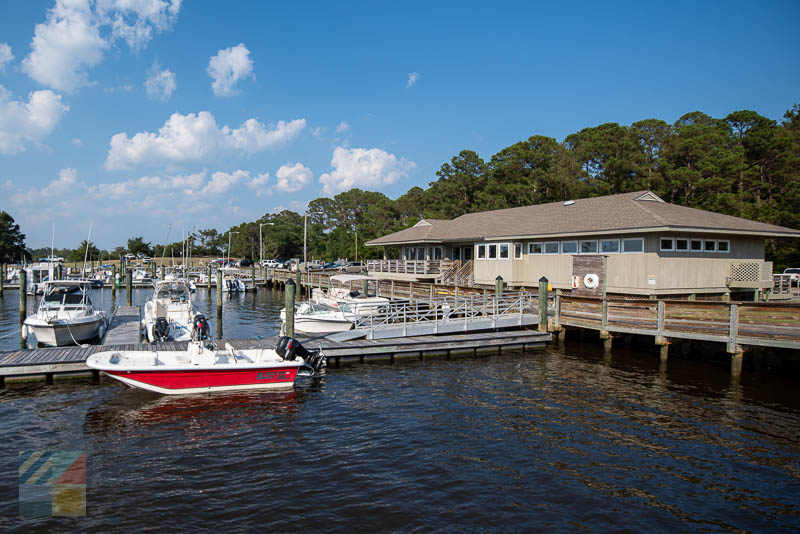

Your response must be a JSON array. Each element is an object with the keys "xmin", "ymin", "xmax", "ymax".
[{"xmin": 583, "ymin": 273, "xmax": 599, "ymax": 289}]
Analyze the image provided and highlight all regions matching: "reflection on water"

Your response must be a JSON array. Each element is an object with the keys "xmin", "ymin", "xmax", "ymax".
[
  {"xmin": 0, "ymin": 352, "xmax": 797, "ymax": 530},
  {"xmin": 1, "ymin": 291, "xmax": 800, "ymax": 531}
]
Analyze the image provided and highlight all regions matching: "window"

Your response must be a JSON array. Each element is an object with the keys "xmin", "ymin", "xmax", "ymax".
[
  {"xmin": 704, "ymin": 240, "xmax": 716, "ymax": 253},
  {"xmin": 452, "ymin": 247, "xmax": 460, "ymax": 260},
  {"xmin": 622, "ymin": 238, "xmax": 644, "ymax": 253},
  {"xmin": 544, "ymin": 242, "xmax": 559, "ymax": 254},
  {"xmin": 675, "ymin": 239, "xmax": 688, "ymax": 251},
  {"xmin": 477, "ymin": 244, "xmax": 486, "ymax": 259},
  {"xmin": 488, "ymin": 244, "xmax": 497, "ymax": 259},
  {"xmin": 601, "ymin": 239, "xmax": 620, "ymax": 253},
  {"xmin": 717, "ymin": 240, "xmax": 729, "ymax": 253},
  {"xmin": 416, "ymin": 248, "xmax": 425, "ymax": 260},
  {"xmin": 464, "ymin": 247, "xmax": 472, "ymax": 260},
  {"xmin": 514, "ymin": 243, "xmax": 522, "ymax": 259},
  {"xmin": 660, "ymin": 238, "xmax": 674, "ymax": 251},
  {"xmin": 528, "ymin": 242, "xmax": 542, "ymax": 254},
  {"xmin": 499, "ymin": 243, "xmax": 509, "ymax": 259},
  {"xmin": 690, "ymin": 239, "xmax": 703, "ymax": 252},
  {"xmin": 561, "ymin": 241, "xmax": 578, "ymax": 254},
  {"xmin": 580, "ymin": 240, "xmax": 598, "ymax": 253}
]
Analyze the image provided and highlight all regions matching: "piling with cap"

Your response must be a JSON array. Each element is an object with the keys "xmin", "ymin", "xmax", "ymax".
[
  {"xmin": 538, "ymin": 276, "xmax": 548, "ymax": 332},
  {"xmin": 19, "ymin": 269, "xmax": 27, "ymax": 320},
  {"xmin": 217, "ymin": 270, "xmax": 223, "ymax": 312},
  {"xmin": 126, "ymin": 269, "xmax": 132, "ymax": 306}
]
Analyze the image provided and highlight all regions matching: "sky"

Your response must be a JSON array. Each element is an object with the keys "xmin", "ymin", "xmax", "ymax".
[{"xmin": 0, "ymin": 0, "xmax": 798, "ymax": 250}]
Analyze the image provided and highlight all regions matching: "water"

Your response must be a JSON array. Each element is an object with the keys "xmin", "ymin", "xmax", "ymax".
[{"xmin": 1, "ymin": 289, "xmax": 800, "ymax": 531}]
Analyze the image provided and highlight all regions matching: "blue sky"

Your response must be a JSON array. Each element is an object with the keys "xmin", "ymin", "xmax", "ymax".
[{"xmin": 0, "ymin": 0, "xmax": 798, "ymax": 250}]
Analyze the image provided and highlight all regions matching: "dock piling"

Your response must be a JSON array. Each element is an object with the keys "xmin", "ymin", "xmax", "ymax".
[
  {"xmin": 0, "ymin": 263, "xmax": 4, "ymax": 297},
  {"xmin": 285, "ymin": 278, "xmax": 296, "ymax": 337},
  {"xmin": 19, "ymin": 269, "xmax": 26, "ymax": 320},
  {"xmin": 538, "ymin": 276, "xmax": 548, "ymax": 333},
  {"xmin": 126, "ymin": 269, "xmax": 132, "ymax": 306},
  {"xmin": 216, "ymin": 270, "xmax": 223, "ymax": 312}
]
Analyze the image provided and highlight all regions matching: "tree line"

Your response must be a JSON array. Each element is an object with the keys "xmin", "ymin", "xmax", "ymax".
[{"xmin": 2, "ymin": 104, "xmax": 799, "ymax": 268}]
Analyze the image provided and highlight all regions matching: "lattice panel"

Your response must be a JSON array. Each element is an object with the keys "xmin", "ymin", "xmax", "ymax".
[{"xmin": 729, "ymin": 262, "xmax": 761, "ymax": 282}]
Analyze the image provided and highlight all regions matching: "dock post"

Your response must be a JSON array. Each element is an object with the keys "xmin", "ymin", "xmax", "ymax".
[
  {"xmin": 409, "ymin": 281, "xmax": 414, "ymax": 300},
  {"xmin": 362, "ymin": 278, "xmax": 369, "ymax": 297},
  {"xmin": 217, "ymin": 270, "xmax": 223, "ymax": 313},
  {"xmin": 161, "ymin": 265, "xmax": 165, "ymax": 281},
  {"xmin": 112, "ymin": 264, "xmax": 117, "ymax": 290},
  {"xmin": 285, "ymin": 278, "xmax": 296, "ymax": 337},
  {"xmin": 0, "ymin": 263, "xmax": 4, "ymax": 297},
  {"xmin": 391, "ymin": 280, "xmax": 395, "ymax": 299},
  {"xmin": 19, "ymin": 269, "xmax": 27, "ymax": 320},
  {"xmin": 252, "ymin": 263, "xmax": 257, "ymax": 292},
  {"xmin": 495, "ymin": 276, "xmax": 503, "ymax": 298},
  {"xmin": 731, "ymin": 347, "xmax": 744, "ymax": 377},
  {"xmin": 207, "ymin": 265, "xmax": 212, "ymax": 291},
  {"xmin": 126, "ymin": 269, "xmax": 132, "ymax": 306},
  {"xmin": 295, "ymin": 269, "xmax": 301, "ymax": 296},
  {"xmin": 538, "ymin": 276, "xmax": 548, "ymax": 332},
  {"xmin": 600, "ymin": 296, "xmax": 611, "ymax": 351}
]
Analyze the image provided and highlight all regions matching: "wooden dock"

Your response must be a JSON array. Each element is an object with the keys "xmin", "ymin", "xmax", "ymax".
[
  {"xmin": 0, "ymin": 329, "xmax": 551, "ymax": 384},
  {"xmin": 103, "ymin": 306, "xmax": 142, "ymax": 344}
]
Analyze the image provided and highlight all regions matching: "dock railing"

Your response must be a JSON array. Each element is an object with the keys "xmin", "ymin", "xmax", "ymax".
[{"xmin": 366, "ymin": 259, "xmax": 441, "ymax": 275}]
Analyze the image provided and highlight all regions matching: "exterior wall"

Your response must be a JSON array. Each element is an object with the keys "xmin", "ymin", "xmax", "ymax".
[{"xmin": 471, "ymin": 233, "xmax": 766, "ymax": 293}]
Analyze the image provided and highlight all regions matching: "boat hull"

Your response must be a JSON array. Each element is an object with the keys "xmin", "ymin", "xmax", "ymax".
[
  {"xmin": 25, "ymin": 317, "xmax": 104, "ymax": 346},
  {"xmin": 294, "ymin": 316, "xmax": 354, "ymax": 333},
  {"xmin": 103, "ymin": 366, "xmax": 299, "ymax": 394}
]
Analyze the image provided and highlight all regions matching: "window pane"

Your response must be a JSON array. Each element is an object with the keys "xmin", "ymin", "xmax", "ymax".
[
  {"xmin": 623, "ymin": 238, "xmax": 643, "ymax": 253},
  {"xmin": 580, "ymin": 241, "xmax": 597, "ymax": 253},
  {"xmin": 601, "ymin": 239, "xmax": 619, "ymax": 253},
  {"xmin": 690, "ymin": 240, "xmax": 703, "ymax": 251},
  {"xmin": 704, "ymin": 240, "xmax": 716, "ymax": 252},
  {"xmin": 499, "ymin": 244, "xmax": 509, "ymax": 258},
  {"xmin": 544, "ymin": 242, "xmax": 559, "ymax": 254},
  {"xmin": 514, "ymin": 243, "xmax": 522, "ymax": 258},
  {"xmin": 718, "ymin": 240, "xmax": 729, "ymax": 252},
  {"xmin": 660, "ymin": 238, "xmax": 673, "ymax": 251},
  {"xmin": 488, "ymin": 244, "xmax": 497, "ymax": 259},
  {"xmin": 675, "ymin": 239, "xmax": 688, "ymax": 251},
  {"xmin": 477, "ymin": 245, "xmax": 485, "ymax": 259},
  {"xmin": 561, "ymin": 241, "xmax": 577, "ymax": 254},
  {"xmin": 528, "ymin": 243, "xmax": 542, "ymax": 254},
  {"xmin": 452, "ymin": 247, "xmax": 460, "ymax": 260}
]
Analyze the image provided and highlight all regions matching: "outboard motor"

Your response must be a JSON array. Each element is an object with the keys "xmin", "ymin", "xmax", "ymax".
[
  {"xmin": 276, "ymin": 336, "xmax": 326, "ymax": 376},
  {"xmin": 192, "ymin": 314, "xmax": 210, "ymax": 341},
  {"xmin": 153, "ymin": 317, "xmax": 170, "ymax": 342}
]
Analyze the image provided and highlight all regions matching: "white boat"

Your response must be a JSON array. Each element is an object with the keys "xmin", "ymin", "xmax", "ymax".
[
  {"xmin": 86, "ymin": 336, "xmax": 325, "ymax": 395},
  {"xmin": 224, "ymin": 277, "xmax": 247, "ymax": 292},
  {"xmin": 280, "ymin": 301, "xmax": 357, "ymax": 333},
  {"xmin": 142, "ymin": 278, "xmax": 208, "ymax": 343},
  {"xmin": 132, "ymin": 268, "xmax": 153, "ymax": 284},
  {"xmin": 24, "ymin": 263, "xmax": 57, "ymax": 295},
  {"xmin": 312, "ymin": 274, "xmax": 389, "ymax": 316},
  {"xmin": 23, "ymin": 281, "xmax": 108, "ymax": 346}
]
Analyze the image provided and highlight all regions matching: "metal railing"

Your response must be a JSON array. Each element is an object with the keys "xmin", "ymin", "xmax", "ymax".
[{"xmin": 366, "ymin": 259, "xmax": 442, "ymax": 275}]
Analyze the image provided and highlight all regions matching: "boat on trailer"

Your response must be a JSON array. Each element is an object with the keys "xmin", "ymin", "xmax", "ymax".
[{"xmin": 87, "ymin": 336, "xmax": 325, "ymax": 394}]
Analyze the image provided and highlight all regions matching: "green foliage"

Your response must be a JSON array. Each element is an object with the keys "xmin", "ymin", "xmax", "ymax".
[
  {"xmin": 126, "ymin": 236, "xmax": 152, "ymax": 256},
  {"xmin": 67, "ymin": 240, "xmax": 100, "ymax": 263},
  {"xmin": 0, "ymin": 211, "xmax": 27, "ymax": 263}
]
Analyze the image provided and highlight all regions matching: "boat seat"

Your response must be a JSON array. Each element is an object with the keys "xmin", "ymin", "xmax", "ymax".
[{"xmin": 225, "ymin": 342, "xmax": 237, "ymax": 363}]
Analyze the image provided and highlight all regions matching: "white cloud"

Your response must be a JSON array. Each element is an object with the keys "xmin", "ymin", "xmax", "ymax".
[
  {"xmin": 11, "ymin": 168, "xmax": 81, "ymax": 206},
  {"xmin": 275, "ymin": 162, "xmax": 312, "ymax": 193},
  {"xmin": 0, "ymin": 85, "xmax": 69, "ymax": 154},
  {"xmin": 105, "ymin": 111, "xmax": 306, "ymax": 169},
  {"xmin": 72, "ymin": 138, "xmax": 83, "ymax": 145},
  {"xmin": 319, "ymin": 147, "xmax": 415, "ymax": 195},
  {"xmin": 335, "ymin": 121, "xmax": 349, "ymax": 133},
  {"xmin": 247, "ymin": 172, "xmax": 269, "ymax": 196},
  {"xmin": 22, "ymin": 0, "xmax": 180, "ymax": 93},
  {"xmin": 207, "ymin": 43, "xmax": 253, "ymax": 97},
  {"xmin": 406, "ymin": 72, "xmax": 419, "ymax": 88},
  {"xmin": 144, "ymin": 61, "xmax": 176, "ymax": 101},
  {"xmin": 103, "ymin": 84, "xmax": 133, "ymax": 93},
  {"xmin": 200, "ymin": 169, "xmax": 248, "ymax": 195},
  {"xmin": 0, "ymin": 43, "xmax": 13, "ymax": 70}
]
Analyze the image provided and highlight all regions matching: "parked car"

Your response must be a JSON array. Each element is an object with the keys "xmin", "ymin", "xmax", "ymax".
[
  {"xmin": 260, "ymin": 259, "xmax": 281, "ymax": 268},
  {"xmin": 343, "ymin": 262, "xmax": 364, "ymax": 273},
  {"xmin": 784, "ymin": 268, "xmax": 800, "ymax": 286},
  {"xmin": 142, "ymin": 257, "xmax": 153, "ymax": 264},
  {"xmin": 238, "ymin": 259, "xmax": 254, "ymax": 267}
]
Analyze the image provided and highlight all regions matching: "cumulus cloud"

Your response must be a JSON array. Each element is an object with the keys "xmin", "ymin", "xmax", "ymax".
[
  {"xmin": 0, "ymin": 85, "xmax": 69, "ymax": 154},
  {"xmin": 335, "ymin": 121, "xmax": 349, "ymax": 133},
  {"xmin": 247, "ymin": 172, "xmax": 269, "ymax": 196},
  {"xmin": 275, "ymin": 162, "xmax": 312, "ymax": 193},
  {"xmin": 22, "ymin": 0, "xmax": 180, "ymax": 92},
  {"xmin": 0, "ymin": 43, "xmax": 13, "ymax": 70},
  {"xmin": 406, "ymin": 72, "xmax": 419, "ymax": 88},
  {"xmin": 207, "ymin": 43, "xmax": 253, "ymax": 96},
  {"xmin": 144, "ymin": 61, "xmax": 176, "ymax": 101},
  {"xmin": 319, "ymin": 147, "xmax": 415, "ymax": 195},
  {"xmin": 105, "ymin": 111, "xmax": 306, "ymax": 170},
  {"xmin": 200, "ymin": 169, "xmax": 248, "ymax": 195},
  {"xmin": 11, "ymin": 168, "xmax": 81, "ymax": 206}
]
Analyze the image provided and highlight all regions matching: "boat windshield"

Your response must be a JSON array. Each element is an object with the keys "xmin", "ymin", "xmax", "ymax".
[
  {"xmin": 155, "ymin": 282, "xmax": 190, "ymax": 300},
  {"xmin": 43, "ymin": 292, "xmax": 87, "ymax": 306}
]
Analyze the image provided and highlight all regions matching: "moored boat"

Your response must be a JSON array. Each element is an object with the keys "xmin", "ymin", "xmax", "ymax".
[
  {"xmin": 280, "ymin": 301, "xmax": 357, "ymax": 333},
  {"xmin": 87, "ymin": 336, "xmax": 325, "ymax": 394},
  {"xmin": 142, "ymin": 278, "xmax": 207, "ymax": 343},
  {"xmin": 23, "ymin": 280, "xmax": 109, "ymax": 346},
  {"xmin": 311, "ymin": 274, "xmax": 389, "ymax": 316}
]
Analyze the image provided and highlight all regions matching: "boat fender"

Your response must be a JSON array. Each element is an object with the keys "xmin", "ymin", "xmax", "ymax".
[{"xmin": 583, "ymin": 273, "xmax": 599, "ymax": 289}]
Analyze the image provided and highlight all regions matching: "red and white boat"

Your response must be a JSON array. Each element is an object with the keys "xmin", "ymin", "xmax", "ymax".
[{"xmin": 87, "ymin": 337, "xmax": 325, "ymax": 395}]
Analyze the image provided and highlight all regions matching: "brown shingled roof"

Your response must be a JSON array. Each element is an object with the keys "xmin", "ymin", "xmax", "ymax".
[{"xmin": 366, "ymin": 191, "xmax": 800, "ymax": 246}]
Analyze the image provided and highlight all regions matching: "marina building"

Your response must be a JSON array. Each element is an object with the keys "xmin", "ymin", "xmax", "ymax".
[{"xmin": 365, "ymin": 191, "xmax": 800, "ymax": 298}]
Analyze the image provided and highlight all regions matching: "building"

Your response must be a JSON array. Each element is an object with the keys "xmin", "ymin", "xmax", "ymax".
[{"xmin": 365, "ymin": 191, "xmax": 800, "ymax": 298}]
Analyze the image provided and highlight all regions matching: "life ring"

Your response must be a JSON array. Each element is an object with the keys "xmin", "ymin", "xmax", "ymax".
[{"xmin": 583, "ymin": 273, "xmax": 599, "ymax": 289}]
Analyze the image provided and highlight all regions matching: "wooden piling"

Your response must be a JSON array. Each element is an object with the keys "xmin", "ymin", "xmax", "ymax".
[
  {"xmin": 217, "ymin": 270, "xmax": 223, "ymax": 312},
  {"xmin": 19, "ymin": 269, "xmax": 27, "ymax": 319},
  {"xmin": 0, "ymin": 263, "xmax": 4, "ymax": 297},
  {"xmin": 126, "ymin": 269, "xmax": 132, "ymax": 306},
  {"xmin": 538, "ymin": 276, "xmax": 548, "ymax": 333},
  {"xmin": 207, "ymin": 265, "xmax": 212, "ymax": 292},
  {"xmin": 495, "ymin": 276, "xmax": 503, "ymax": 298},
  {"xmin": 251, "ymin": 264, "xmax": 256, "ymax": 291},
  {"xmin": 362, "ymin": 278, "xmax": 369, "ymax": 297},
  {"xmin": 285, "ymin": 278, "xmax": 296, "ymax": 337}
]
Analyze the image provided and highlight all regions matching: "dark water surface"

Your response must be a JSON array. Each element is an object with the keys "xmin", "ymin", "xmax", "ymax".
[{"xmin": 1, "ymin": 289, "xmax": 799, "ymax": 532}]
